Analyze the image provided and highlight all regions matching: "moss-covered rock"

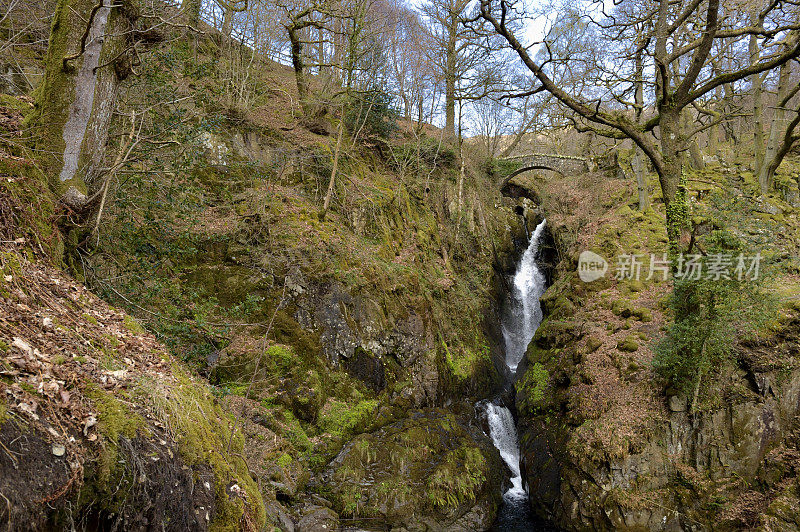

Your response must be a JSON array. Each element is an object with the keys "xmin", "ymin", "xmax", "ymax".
[
  {"xmin": 616, "ymin": 336, "xmax": 639, "ymax": 352},
  {"xmin": 319, "ymin": 409, "xmax": 503, "ymax": 530},
  {"xmin": 584, "ymin": 336, "xmax": 603, "ymax": 354},
  {"xmin": 531, "ymin": 318, "xmax": 583, "ymax": 350}
]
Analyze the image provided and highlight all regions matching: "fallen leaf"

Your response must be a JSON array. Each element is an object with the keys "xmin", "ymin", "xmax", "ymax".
[
  {"xmin": 12, "ymin": 337, "xmax": 33, "ymax": 357},
  {"xmin": 83, "ymin": 415, "xmax": 97, "ymax": 436}
]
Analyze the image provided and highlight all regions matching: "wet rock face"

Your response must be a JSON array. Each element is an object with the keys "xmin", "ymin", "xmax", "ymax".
[
  {"xmin": 508, "ymin": 234, "xmax": 800, "ymax": 531},
  {"xmin": 319, "ymin": 409, "xmax": 504, "ymax": 531},
  {"xmin": 291, "ymin": 276, "xmax": 441, "ymax": 405},
  {"xmin": 517, "ymin": 359, "xmax": 800, "ymax": 530},
  {"xmin": 342, "ymin": 347, "xmax": 387, "ymax": 391}
]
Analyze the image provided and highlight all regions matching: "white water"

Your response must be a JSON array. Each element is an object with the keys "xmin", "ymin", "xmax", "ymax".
[
  {"xmin": 486, "ymin": 219, "xmax": 548, "ymax": 504},
  {"xmin": 502, "ymin": 219, "xmax": 548, "ymax": 372},
  {"xmin": 486, "ymin": 402, "xmax": 526, "ymax": 500}
]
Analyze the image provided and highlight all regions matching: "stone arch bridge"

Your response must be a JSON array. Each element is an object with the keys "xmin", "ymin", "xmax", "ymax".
[{"xmin": 498, "ymin": 153, "xmax": 590, "ymax": 198}]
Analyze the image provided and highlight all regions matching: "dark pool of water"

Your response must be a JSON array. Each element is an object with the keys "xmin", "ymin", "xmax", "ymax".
[{"xmin": 491, "ymin": 497, "xmax": 558, "ymax": 532}]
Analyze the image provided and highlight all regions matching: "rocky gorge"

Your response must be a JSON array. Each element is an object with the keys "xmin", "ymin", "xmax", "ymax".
[
  {"xmin": 510, "ymin": 167, "xmax": 800, "ymax": 530},
  {"xmin": 2, "ymin": 1, "xmax": 800, "ymax": 528}
]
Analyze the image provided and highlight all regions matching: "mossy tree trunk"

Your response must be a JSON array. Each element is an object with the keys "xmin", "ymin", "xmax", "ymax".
[
  {"xmin": 757, "ymin": 51, "xmax": 800, "ymax": 194},
  {"xmin": 286, "ymin": 10, "xmax": 325, "ymax": 118},
  {"xmin": 659, "ymin": 109, "xmax": 685, "ymax": 254},
  {"xmin": 444, "ymin": 21, "xmax": 457, "ymax": 139},
  {"xmin": 34, "ymin": 0, "xmax": 132, "ymax": 212},
  {"xmin": 749, "ymin": 10, "xmax": 765, "ymax": 177},
  {"xmin": 632, "ymin": 149, "xmax": 649, "ymax": 211},
  {"xmin": 684, "ymin": 111, "xmax": 705, "ymax": 170}
]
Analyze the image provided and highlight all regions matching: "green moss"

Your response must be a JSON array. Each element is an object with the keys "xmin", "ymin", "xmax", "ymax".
[
  {"xmin": 85, "ymin": 385, "xmax": 144, "ymax": 441},
  {"xmin": 617, "ymin": 336, "xmax": 639, "ymax": 352},
  {"xmin": 0, "ymin": 163, "xmax": 61, "ymax": 261},
  {"xmin": 585, "ymin": 336, "xmax": 603, "ymax": 353},
  {"xmin": 628, "ymin": 280, "xmax": 645, "ymax": 292},
  {"xmin": 665, "ymin": 170, "xmax": 690, "ymax": 252},
  {"xmin": 276, "ymin": 453, "xmax": 292, "ymax": 468},
  {"xmin": 266, "ymin": 344, "xmax": 293, "ymax": 371},
  {"xmin": 0, "ymin": 94, "xmax": 32, "ymax": 113},
  {"xmin": 317, "ymin": 398, "xmax": 378, "ymax": 440},
  {"xmin": 547, "ymin": 295, "xmax": 576, "ymax": 319},
  {"xmin": 282, "ymin": 410, "xmax": 312, "ymax": 452},
  {"xmin": 77, "ymin": 386, "xmax": 148, "ymax": 510},
  {"xmin": 531, "ymin": 319, "xmax": 580, "ymax": 350},
  {"xmin": 123, "ymin": 314, "xmax": 146, "ymax": 334},
  {"xmin": 146, "ymin": 366, "xmax": 266, "ymax": 531},
  {"xmin": 441, "ymin": 337, "xmax": 485, "ymax": 381},
  {"xmin": 632, "ymin": 307, "xmax": 653, "ymax": 322},
  {"xmin": 526, "ymin": 362, "xmax": 549, "ymax": 403},
  {"xmin": 517, "ymin": 362, "xmax": 550, "ymax": 416},
  {"xmin": 82, "ymin": 313, "xmax": 99, "ymax": 325},
  {"xmin": 0, "ymin": 400, "xmax": 6, "ymax": 425},
  {"xmin": 611, "ymin": 299, "xmax": 635, "ymax": 318},
  {"xmin": 19, "ymin": 382, "xmax": 40, "ymax": 396},
  {"xmin": 427, "ymin": 445, "xmax": 486, "ymax": 508}
]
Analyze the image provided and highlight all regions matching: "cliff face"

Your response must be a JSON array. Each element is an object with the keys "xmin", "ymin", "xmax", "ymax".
[
  {"xmin": 1, "ymin": 21, "xmax": 527, "ymax": 524},
  {"xmin": 510, "ymin": 159, "xmax": 800, "ymax": 530},
  {"xmin": 519, "ymin": 333, "xmax": 800, "ymax": 530},
  {"xmin": 89, "ymin": 121, "xmax": 521, "ymax": 528}
]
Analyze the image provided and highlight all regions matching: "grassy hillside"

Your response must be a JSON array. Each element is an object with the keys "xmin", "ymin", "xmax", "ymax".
[{"xmin": 1, "ymin": 25, "xmax": 525, "ymax": 528}]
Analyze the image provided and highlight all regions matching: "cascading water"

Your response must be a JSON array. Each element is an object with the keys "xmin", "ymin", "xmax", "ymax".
[
  {"xmin": 486, "ymin": 219, "xmax": 549, "ymax": 530},
  {"xmin": 502, "ymin": 219, "xmax": 548, "ymax": 373},
  {"xmin": 486, "ymin": 402, "xmax": 525, "ymax": 499}
]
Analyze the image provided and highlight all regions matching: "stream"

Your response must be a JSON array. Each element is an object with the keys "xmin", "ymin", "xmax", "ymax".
[{"xmin": 487, "ymin": 219, "xmax": 551, "ymax": 531}]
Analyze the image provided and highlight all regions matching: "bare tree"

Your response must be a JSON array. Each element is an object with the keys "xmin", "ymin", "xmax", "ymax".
[
  {"xmin": 420, "ymin": 0, "xmax": 503, "ymax": 138},
  {"xmin": 753, "ymin": 53, "xmax": 800, "ymax": 193},
  {"xmin": 480, "ymin": 0, "xmax": 800, "ymax": 250},
  {"xmin": 33, "ymin": 0, "xmax": 155, "ymax": 211}
]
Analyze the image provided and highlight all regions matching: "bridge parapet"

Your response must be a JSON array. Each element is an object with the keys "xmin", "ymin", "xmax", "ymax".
[
  {"xmin": 498, "ymin": 153, "xmax": 590, "ymax": 200},
  {"xmin": 501, "ymin": 153, "xmax": 589, "ymax": 175}
]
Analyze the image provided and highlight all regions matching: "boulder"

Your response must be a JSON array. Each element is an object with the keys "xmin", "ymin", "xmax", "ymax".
[{"xmin": 320, "ymin": 409, "xmax": 503, "ymax": 531}]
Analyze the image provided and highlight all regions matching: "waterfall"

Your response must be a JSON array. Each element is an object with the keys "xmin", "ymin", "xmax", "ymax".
[
  {"xmin": 486, "ymin": 402, "xmax": 526, "ymax": 500},
  {"xmin": 502, "ymin": 219, "xmax": 548, "ymax": 372},
  {"xmin": 485, "ymin": 219, "xmax": 548, "ymax": 518}
]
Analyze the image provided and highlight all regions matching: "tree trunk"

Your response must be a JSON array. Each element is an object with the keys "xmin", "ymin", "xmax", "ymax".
[
  {"xmin": 722, "ymin": 82, "xmax": 738, "ymax": 143},
  {"xmin": 321, "ymin": 118, "xmax": 344, "ymax": 219},
  {"xmin": 631, "ymin": 41, "xmax": 649, "ymax": 211},
  {"xmin": 679, "ymin": 109, "xmax": 704, "ymax": 170},
  {"xmin": 444, "ymin": 20, "xmax": 457, "ymax": 139},
  {"xmin": 750, "ymin": 32, "xmax": 765, "ymax": 176},
  {"xmin": 758, "ymin": 58, "xmax": 792, "ymax": 193},
  {"xmin": 632, "ymin": 148, "xmax": 649, "ymax": 211},
  {"xmin": 222, "ymin": 7, "xmax": 233, "ymax": 37},
  {"xmin": 288, "ymin": 24, "xmax": 311, "ymax": 115},
  {"xmin": 35, "ymin": 0, "xmax": 129, "ymax": 211},
  {"xmin": 659, "ymin": 110, "xmax": 684, "ymax": 253},
  {"xmin": 709, "ymin": 84, "xmax": 722, "ymax": 155},
  {"xmin": 181, "ymin": 0, "xmax": 200, "ymax": 26}
]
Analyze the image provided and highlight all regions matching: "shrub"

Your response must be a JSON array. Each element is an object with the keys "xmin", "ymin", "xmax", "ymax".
[{"xmin": 653, "ymin": 232, "xmax": 776, "ymax": 405}]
